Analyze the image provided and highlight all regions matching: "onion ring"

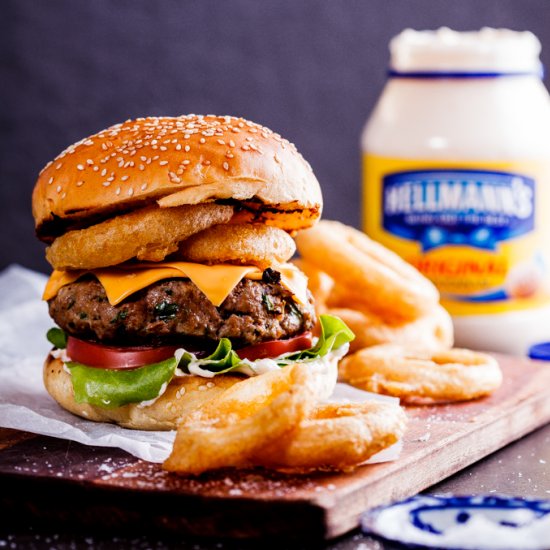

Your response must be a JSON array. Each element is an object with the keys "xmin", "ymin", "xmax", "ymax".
[
  {"xmin": 253, "ymin": 401, "xmax": 407, "ymax": 473},
  {"xmin": 328, "ymin": 305, "xmax": 454, "ymax": 353},
  {"xmin": 179, "ymin": 223, "xmax": 296, "ymax": 269},
  {"xmin": 295, "ymin": 221, "xmax": 439, "ymax": 319},
  {"xmin": 163, "ymin": 364, "xmax": 316, "ymax": 474},
  {"xmin": 46, "ymin": 203, "xmax": 233, "ymax": 270},
  {"xmin": 340, "ymin": 344, "xmax": 502, "ymax": 403}
]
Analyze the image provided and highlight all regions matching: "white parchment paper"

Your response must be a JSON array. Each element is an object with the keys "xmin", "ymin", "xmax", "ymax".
[{"xmin": 0, "ymin": 265, "xmax": 402, "ymax": 464}]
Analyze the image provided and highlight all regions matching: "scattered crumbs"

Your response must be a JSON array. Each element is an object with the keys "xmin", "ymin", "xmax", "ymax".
[
  {"xmin": 540, "ymin": 459, "xmax": 547, "ymax": 464},
  {"xmin": 98, "ymin": 463, "xmax": 116, "ymax": 474}
]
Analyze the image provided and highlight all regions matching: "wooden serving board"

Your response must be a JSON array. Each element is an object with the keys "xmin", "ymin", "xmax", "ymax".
[{"xmin": 1, "ymin": 354, "xmax": 550, "ymax": 541}]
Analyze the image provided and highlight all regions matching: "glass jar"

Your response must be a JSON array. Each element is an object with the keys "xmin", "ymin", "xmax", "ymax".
[{"xmin": 362, "ymin": 28, "xmax": 550, "ymax": 355}]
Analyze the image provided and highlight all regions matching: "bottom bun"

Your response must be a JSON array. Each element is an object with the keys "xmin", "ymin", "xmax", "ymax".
[
  {"xmin": 43, "ymin": 353, "xmax": 340, "ymax": 430},
  {"xmin": 43, "ymin": 355, "xmax": 241, "ymax": 430}
]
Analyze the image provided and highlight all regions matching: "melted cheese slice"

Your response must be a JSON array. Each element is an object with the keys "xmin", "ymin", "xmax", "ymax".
[{"xmin": 43, "ymin": 262, "xmax": 308, "ymax": 307}]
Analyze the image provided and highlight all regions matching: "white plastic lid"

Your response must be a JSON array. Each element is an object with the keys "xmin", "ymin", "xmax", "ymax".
[{"xmin": 390, "ymin": 27, "xmax": 542, "ymax": 74}]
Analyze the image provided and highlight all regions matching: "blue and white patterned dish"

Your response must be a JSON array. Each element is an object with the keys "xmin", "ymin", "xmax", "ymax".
[{"xmin": 361, "ymin": 495, "xmax": 550, "ymax": 550}]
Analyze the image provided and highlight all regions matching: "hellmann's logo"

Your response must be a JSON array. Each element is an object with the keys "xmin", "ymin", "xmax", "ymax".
[{"xmin": 382, "ymin": 169, "xmax": 535, "ymax": 251}]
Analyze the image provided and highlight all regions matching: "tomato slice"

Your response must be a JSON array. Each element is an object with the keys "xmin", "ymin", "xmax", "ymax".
[
  {"xmin": 236, "ymin": 332, "xmax": 313, "ymax": 361},
  {"xmin": 66, "ymin": 332, "xmax": 313, "ymax": 369},
  {"xmin": 66, "ymin": 337, "xmax": 180, "ymax": 370}
]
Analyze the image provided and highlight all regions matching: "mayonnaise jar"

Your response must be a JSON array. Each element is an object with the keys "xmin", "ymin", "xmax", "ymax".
[{"xmin": 362, "ymin": 28, "xmax": 550, "ymax": 355}]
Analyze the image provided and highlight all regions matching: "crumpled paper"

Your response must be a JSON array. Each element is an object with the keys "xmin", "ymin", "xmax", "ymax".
[{"xmin": 0, "ymin": 264, "xmax": 402, "ymax": 464}]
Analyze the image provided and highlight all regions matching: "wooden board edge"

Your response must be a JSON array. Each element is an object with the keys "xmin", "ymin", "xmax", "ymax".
[{"xmin": 320, "ymin": 389, "xmax": 550, "ymax": 538}]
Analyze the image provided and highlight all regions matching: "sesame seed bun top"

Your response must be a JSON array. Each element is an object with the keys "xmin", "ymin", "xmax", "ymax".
[{"xmin": 32, "ymin": 115, "xmax": 323, "ymax": 240}]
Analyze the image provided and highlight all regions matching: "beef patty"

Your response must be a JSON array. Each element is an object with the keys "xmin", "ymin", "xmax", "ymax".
[{"xmin": 48, "ymin": 275, "xmax": 315, "ymax": 347}]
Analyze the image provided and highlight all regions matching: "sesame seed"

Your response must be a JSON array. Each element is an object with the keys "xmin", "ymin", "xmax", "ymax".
[
  {"xmin": 203, "ymin": 160, "xmax": 211, "ymax": 166},
  {"xmin": 121, "ymin": 175, "xmax": 129, "ymax": 181},
  {"xmin": 229, "ymin": 140, "xmax": 235, "ymax": 147},
  {"xmin": 141, "ymin": 183, "xmax": 148, "ymax": 190},
  {"xmin": 48, "ymin": 177, "xmax": 54, "ymax": 185},
  {"xmin": 115, "ymin": 187, "xmax": 121, "ymax": 195},
  {"xmin": 101, "ymin": 169, "xmax": 107, "ymax": 177},
  {"xmin": 184, "ymin": 145, "xmax": 190, "ymax": 152},
  {"xmin": 93, "ymin": 166, "xmax": 99, "ymax": 172},
  {"xmin": 199, "ymin": 138, "xmax": 206, "ymax": 144},
  {"xmin": 182, "ymin": 160, "xmax": 190, "ymax": 165},
  {"xmin": 184, "ymin": 134, "xmax": 190, "ymax": 139},
  {"xmin": 76, "ymin": 180, "xmax": 84, "ymax": 186},
  {"xmin": 86, "ymin": 159, "xmax": 94, "ymax": 165},
  {"xmin": 102, "ymin": 181, "xmax": 111, "ymax": 187},
  {"xmin": 217, "ymin": 139, "xmax": 225, "ymax": 145},
  {"xmin": 76, "ymin": 164, "xmax": 84, "ymax": 171},
  {"xmin": 84, "ymin": 139, "xmax": 94, "ymax": 146},
  {"xmin": 175, "ymin": 144, "xmax": 182, "ymax": 151},
  {"xmin": 226, "ymin": 153, "xmax": 234, "ymax": 159},
  {"xmin": 139, "ymin": 164, "xmax": 145, "ymax": 171},
  {"xmin": 61, "ymin": 192, "xmax": 66, "ymax": 199},
  {"xmin": 159, "ymin": 160, "xmax": 168, "ymax": 166},
  {"xmin": 56, "ymin": 185, "xmax": 62, "ymax": 193},
  {"xmin": 56, "ymin": 163, "xmax": 63, "ymax": 170},
  {"xmin": 223, "ymin": 162, "xmax": 229, "ymax": 171},
  {"xmin": 128, "ymin": 187, "xmax": 134, "ymax": 196},
  {"xmin": 160, "ymin": 146, "xmax": 167, "ymax": 151}
]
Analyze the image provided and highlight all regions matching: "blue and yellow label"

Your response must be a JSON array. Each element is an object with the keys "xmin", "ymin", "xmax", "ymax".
[{"xmin": 363, "ymin": 155, "xmax": 550, "ymax": 315}]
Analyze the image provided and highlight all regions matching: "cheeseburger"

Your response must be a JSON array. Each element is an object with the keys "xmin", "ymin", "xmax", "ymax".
[{"xmin": 33, "ymin": 115, "xmax": 353, "ymax": 429}]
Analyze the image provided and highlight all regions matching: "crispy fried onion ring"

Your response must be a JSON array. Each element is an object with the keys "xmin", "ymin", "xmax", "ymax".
[
  {"xmin": 46, "ymin": 204, "xmax": 234, "ymax": 270},
  {"xmin": 295, "ymin": 221, "xmax": 439, "ymax": 320},
  {"xmin": 328, "ymin": 305, "xmax": 454, "ymax": 353},
  {"xmin": 163, "ymin": 362, "xmax": 406, "ymax": 474},
  {"xmin": 163, "ymin": 363, "xmax": 316, "ymax": 474},
  {"xmin": 340, "ymin": 344, "xmax": 502, "ymax": 403},
  {"xmin": 254, "ymin": 401, "xmax": 407, "ymax": 473},
  {"xmin": 178, "ymin": 223, "xmax": 296, "ymax": 269}
]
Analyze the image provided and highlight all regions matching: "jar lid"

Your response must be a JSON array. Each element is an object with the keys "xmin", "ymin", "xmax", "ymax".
[
  {"xmin": 390, "ymin": 27, "xmax": 542, "ymax": 75},
  {"xmin": 528, "ymin": 342, "xmax": 550, "ymax": 361}
]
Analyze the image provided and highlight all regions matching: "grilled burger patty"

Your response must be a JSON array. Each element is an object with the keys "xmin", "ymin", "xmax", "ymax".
[{"xmin": 48, "ymin": 276, "xmax": 315, "ymax": 347}]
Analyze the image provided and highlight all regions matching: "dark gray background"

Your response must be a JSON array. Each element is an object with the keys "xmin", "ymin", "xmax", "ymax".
[{"xmin": 2, "ymin": 0, "xmax": 550, "ymax": 273}]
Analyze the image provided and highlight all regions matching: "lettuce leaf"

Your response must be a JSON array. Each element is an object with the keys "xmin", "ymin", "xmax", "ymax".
[
  {"xmin": 47, "ymin": 327, "xmax": 67, "ymax": 349},
  {"xmin": 283, "ymin": 314, "xmax": 355, "ymax": 362},
  {"xmin": 67, "ymin": 357, "xmax": 178, "ymax": 409},
  {"xmin": 178, "ymin": 338, "xmax": 241, "ymax": 374},
  {"xmin": 51, "ymin": 314, "xmax": 354, "ymax": 408}
]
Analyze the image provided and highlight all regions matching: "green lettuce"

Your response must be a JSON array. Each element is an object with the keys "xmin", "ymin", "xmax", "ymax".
[
  {"xmin": 47, "ymin": 314, "xmax": 354, "ymax": 409},
  {"xmin": 67, "ymin": 357, "xmax": 178, "ymax": 409}
]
